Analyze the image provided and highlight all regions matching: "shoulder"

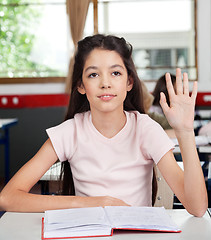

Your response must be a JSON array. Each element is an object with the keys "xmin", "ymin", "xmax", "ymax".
[
  {"xmin": 45, "ymin": 112, "xmax": 90, "ymax": 161},
  {"xmin": 46, "ymin": 111, "xmax": 90, "ymax": 135},
  {"xmin": 127, "ymin": 112, "xmax": 175, "ymax": 163},
  {"xmin": 126, "ymin": 111, "xmax": 172, "ymax": 143}
]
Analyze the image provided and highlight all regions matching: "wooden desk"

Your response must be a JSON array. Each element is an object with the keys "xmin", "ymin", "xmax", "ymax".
[
  {"xmin": 0, "ymin": 118, "xmax": 18, "ymax": 183},
  {"xmin": 0, "ymin": 210, "xmax": 210, "ymax": 240}
]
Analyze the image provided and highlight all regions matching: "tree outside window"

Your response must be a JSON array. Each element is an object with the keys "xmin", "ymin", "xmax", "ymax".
[{"xmin": 0, "ymin": 0, "xmax": 70, "ymax": 81}]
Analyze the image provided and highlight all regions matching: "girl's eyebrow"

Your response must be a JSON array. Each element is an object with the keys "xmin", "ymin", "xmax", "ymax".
[{"xmin": 84, "ymin": 66, "xmax": 98, "ymax": 73}]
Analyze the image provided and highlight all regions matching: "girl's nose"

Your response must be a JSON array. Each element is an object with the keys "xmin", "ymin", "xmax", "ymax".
[
  {"xmin": 100, "ymin": 77, "xmax": 111, "ymax": 89},
  {"xmin": 101, "ymin": 84, "xmax": 111, "ymax": 89}
]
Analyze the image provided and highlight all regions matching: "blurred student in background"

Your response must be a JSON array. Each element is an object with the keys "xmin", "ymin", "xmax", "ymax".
[{"xmin": 148, "ymin": 74, "xmax": 176, "ymax": 138}]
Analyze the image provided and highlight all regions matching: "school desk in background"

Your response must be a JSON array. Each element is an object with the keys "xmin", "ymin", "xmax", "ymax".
[{"xmin": 0, "ymin": 118, "xmax": 18, "ymax": 183}]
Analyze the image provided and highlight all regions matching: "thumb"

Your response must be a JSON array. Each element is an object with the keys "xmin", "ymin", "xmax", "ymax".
[{"xmin": 159, "ymin": 92, "xmax": 169, "ymax": 114}]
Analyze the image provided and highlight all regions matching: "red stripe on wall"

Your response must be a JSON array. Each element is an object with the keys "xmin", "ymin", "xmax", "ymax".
[
  {"xmin": 0, "ymin": 92, "xmax": 211, "ymax": 108},
  {"xmin": 196, "ymin": 92, "xmax": 211, "ymax": 107},
  {"xmin": 0, "ymin": 94, "xmax": 70, "ymax": 108}
]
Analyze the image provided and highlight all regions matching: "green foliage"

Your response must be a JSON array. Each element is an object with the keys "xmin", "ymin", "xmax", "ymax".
[{"xmin": 0, "ymin": 0, "xmax": 62, "ymax": 78}]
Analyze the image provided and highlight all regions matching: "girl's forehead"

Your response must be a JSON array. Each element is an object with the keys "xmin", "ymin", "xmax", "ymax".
[{"xmin": 84, "ymin": 48, "xmax": 125, "ymax": 66}]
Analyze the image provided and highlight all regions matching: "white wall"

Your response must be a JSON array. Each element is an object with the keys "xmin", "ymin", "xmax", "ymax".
[
  {"xmin": 0, "ymin": 83, "xmax": 65, "ymax": 95},
  {"xmin": 197, "ymin": 0, "xmax": 211, "ymax": 92},
  {"xmin": 0, "ymin": 0, "xmax": 211, "ymax": 95}
]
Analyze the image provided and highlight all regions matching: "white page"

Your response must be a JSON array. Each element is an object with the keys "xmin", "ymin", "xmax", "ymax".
[
  {"xmin": 44, "ymin": 207, "xmax": 111, "ymax": 231},
  {"xmin": 44, "ymin": 207, "xmax": 112, "ymax": 238},
  {"xmin": 104, "ymin": 206, "xmax": 180, "ymax": 231}
]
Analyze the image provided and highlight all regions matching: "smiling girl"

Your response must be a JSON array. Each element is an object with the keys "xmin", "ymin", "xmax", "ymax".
[{"xmin": 0, "ymin": 34, "xmax": 207, "ymax": 217}]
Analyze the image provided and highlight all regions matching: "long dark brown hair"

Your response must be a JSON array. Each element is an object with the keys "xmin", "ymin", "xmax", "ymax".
[
  {"xmin": 59, "ymin": 34, "xmax": 157, "ymax": 205},
  {"xmin": 152, "ymin": 74, "xmax": 176, "ymax": 107}
]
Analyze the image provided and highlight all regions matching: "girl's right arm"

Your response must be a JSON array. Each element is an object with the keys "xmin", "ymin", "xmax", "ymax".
[{"xmin": 0, "ymin": 139, "xmax": 128, "ymax": 212}]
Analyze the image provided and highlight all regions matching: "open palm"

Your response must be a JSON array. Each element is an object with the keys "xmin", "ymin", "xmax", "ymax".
[{"xmin": 160, "ymin": 68, "xmax": 197, "ymax": 132}]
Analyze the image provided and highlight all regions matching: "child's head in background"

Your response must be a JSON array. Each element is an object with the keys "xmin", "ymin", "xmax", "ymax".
[{"xmin": 152, "ymin": 74, "xmax": 176, "ymax": 107}]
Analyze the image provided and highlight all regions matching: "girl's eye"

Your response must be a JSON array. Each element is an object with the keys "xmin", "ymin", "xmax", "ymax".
[
  {"xmin": 112, "ymin": 71, "xmax": 121, "ymax": 76},
  {"xmin": 88, "ymin": 73, "xmax": 98, "ymax": 78}
]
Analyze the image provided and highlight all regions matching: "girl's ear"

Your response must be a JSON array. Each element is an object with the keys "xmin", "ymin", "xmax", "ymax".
[
  {"xmin": 127, "ymin": 76, "xmax": 133, "ymax": 92},
  {"xmin": 77, "ymin": 83, "xmax": 86, "ymax": 95}
]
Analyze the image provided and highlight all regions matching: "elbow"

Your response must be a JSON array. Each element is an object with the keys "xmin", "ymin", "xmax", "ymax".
[
  {"xmin": 196, "ymin": 204, "xmax": 208, "ymax": 218},
  {"xmin": 187, "ymin": 201, "xmax": 208, "ymax": 218},
  {"xmin": 0, "ymin": 192, "xmax": 8, "ymax": 211},
  {"xmin": 184, "ymin": 190, "xmax": 208, "ymax": 218},
  {"xmin": 0, "ymin": 190, "xmax": 15, "ymax": 212},
  {"xmin": 191, "ymin": 208, "xmax": 207, "ymax": 218}
]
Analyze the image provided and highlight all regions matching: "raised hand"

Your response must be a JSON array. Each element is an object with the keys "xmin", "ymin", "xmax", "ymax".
[{"xmin": 160, "ymin": 68, "xmax": 197, "ymax": 132}]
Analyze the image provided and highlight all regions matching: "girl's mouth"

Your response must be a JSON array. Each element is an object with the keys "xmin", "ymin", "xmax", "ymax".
[{"xmin": 98, "ymin": 94, "xmax": 116, "ymax": 101}]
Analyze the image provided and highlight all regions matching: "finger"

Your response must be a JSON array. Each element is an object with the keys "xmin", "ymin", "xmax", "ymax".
[
  {"xmin": 183, "ymin": 72, "xmax": 189, "ymax": 95},
  {"xmin": 176, "ymin": 68, "xmax": 183, "ymax": 95},
  {"xmin": 191, "ymin": 81, "xmax": 198, "ymax": 101},
  {"xmin": 160, "ymin": 92, "xmax": 169, "ymax": 114},
  {"xmin": 165, "ymin": 73, "xmax": 175, "ymax": 100}
]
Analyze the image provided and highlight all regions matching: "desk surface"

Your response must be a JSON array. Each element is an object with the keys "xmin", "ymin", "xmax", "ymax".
[
  {"xmin": 0, "ymin": 209, "xmax": 211, "ymax": 240},
  {"xmin": 0, "ymin": 118, "xmax": 18, "ymax": 128}
]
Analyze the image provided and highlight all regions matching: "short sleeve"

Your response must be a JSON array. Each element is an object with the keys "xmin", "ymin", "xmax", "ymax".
[
  {"xmin": 46, "ymin": 119, "xmax": 77, "ymax": 162},
  {"xmin": 139, "ymin": 115, "xmax": 175, "ymax": 164}
]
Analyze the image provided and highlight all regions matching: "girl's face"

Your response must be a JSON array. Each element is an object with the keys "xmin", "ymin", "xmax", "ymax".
[{"xmin": 78, "ymin": 48, "xmax": 133, "ymax": 115}]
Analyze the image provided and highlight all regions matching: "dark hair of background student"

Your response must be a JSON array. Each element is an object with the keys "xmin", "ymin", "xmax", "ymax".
[
  {"xmin": 152, "ymin": 74, "xmax": 176, "ymax": 107},
  {"xmin": 59, "ymin": 34, "xmax": 157, "ymax": 205}
]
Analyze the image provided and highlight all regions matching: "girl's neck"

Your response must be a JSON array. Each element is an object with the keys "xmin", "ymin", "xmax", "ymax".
[{"xmin": 91, "ymin": 110, "xmax": 126, "ymax": 139}]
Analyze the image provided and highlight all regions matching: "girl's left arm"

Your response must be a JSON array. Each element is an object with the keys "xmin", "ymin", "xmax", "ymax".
[{"xmin": 157, "ymin": 68, "xmax": 208, "ymax": 217}]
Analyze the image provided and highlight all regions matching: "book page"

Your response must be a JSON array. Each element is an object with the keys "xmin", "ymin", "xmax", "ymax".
[
  {"xmin": 44, "ymin": 207, "xmax": 112, "ymax": 239},
  {"xmin": 44, "ymin": 207, "xmax": 111, "ymax": 231},
  {"xmin": 104, "ymin": 206, "xmax": 180, "ymax": 231}
]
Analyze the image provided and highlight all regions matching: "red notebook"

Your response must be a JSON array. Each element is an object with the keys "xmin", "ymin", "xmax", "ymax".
[{"xmin": 41, "ymin": 206, "xmax": 181, "ymax": 239}]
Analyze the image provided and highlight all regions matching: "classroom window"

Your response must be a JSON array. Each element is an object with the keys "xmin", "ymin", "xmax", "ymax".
[
  {"xmin": 0, "ymin": 0, "xmax": 71, "ymax": 82},
  {"xmin": 0, "ymin": 0, "xmax": 197, "ymax": 83},
  {"xmin": 96, "ymin": 0, "xmax": 197, "ymax": 81},
  {"xmin": 133, "ymin": 48, "xmax": 190, "ymax": 80}
]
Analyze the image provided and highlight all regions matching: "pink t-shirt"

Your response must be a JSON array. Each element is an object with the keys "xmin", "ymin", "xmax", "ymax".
[{"xmin": 46, "ymin": 111, "xmax": 174, "ymax": 206}]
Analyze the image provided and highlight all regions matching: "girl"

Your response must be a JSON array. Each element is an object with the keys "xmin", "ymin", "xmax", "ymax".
[
  {"xmin": 0, "ymin": 34, "xmax": 207, "ymax": 216},
  {"xmin": 149, "ymin": 74, "xmax": 177, "ymax": 138}
]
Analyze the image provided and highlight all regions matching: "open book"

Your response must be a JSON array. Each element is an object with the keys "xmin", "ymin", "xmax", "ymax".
[{"xmin": 42, "ymin": 206, "xmax": 181, "ymax": 239}]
